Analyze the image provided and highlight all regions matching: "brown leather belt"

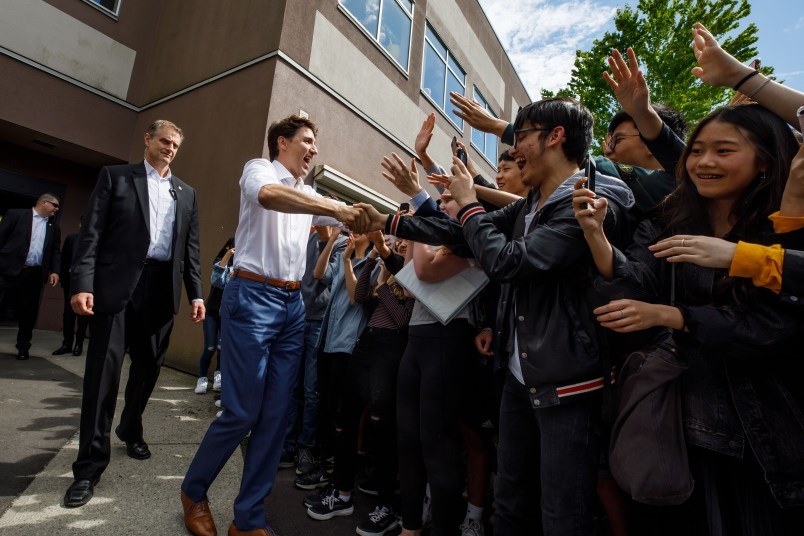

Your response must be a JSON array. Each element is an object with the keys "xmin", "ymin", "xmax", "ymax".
[{"xmin": 233, "ymin": 269, "xmax": 301, "ymax": 290}]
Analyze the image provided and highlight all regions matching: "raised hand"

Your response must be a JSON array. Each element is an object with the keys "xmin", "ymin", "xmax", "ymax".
[
  {"xmin": 690, "ymin": 22, "xmax": 746, "ymax": 89},
  {"xmin": 781, "ymin": 141, "xmax": 804, "ymax": 217},
  {"xmin": 382, "ymin": 152, "xmax": 423, "ymax": 197},
  {"xmin": 449, "ymin": 91, "xmax": 508, "ymax": 136},
  {"xmin": 415, "ymin": 113, "xmax": 437, "ymax": 168},
  {"xmin": 454, "ymin": 139, "xmax": 479, "ymax": 178},
  {"xmin": 603, "ymin": 48, "xmax": 650, "ymax": 120},
  {"xmin": 650, "ymin": 235, "xmax": 736, "ymax": 268}
]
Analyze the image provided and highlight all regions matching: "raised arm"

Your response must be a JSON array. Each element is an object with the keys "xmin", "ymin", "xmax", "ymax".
[
  {"xmin": 691, "ymin": 22, "xmax": 804, "ymax": 126},
  {"xmin": 312, "ymin": 231, "xmax": 342, "ymax": 281},
  {"xmin": 603, "ymin": 48, "xmax": 663, "ymax": 141},
  {"xmin": 341, "ymin": 236, "xmax": 358, "ymax": 303},
  {"xmin": 450, "ymin": 92, "xmax": 510, "ymax": 137},
  {"xmin": 572, "ymin": 178, "xmax": 614, "ymax": 279}
]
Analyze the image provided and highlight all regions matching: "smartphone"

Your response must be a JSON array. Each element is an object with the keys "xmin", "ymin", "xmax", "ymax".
[
  {"xmin": 798, "ymin": 105, "xmax": 804, "ymax": 135},
  {"xmin": 584, "ymin": 156, "xmax": 596, "ymax": 210},
  {"xmin": 451, "ymin": 136, "xmax": 468, "ymax": 165}
]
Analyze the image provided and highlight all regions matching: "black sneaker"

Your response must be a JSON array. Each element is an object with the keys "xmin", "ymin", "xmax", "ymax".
[
  {"xmin": 306, "ymin": 487, "xmax": 354, "ymax": 520},
  {"xmin": 358, "ymin": 477, "xmax": 400, "ymax": 496},
  {"xmin": 295, "ymin": 447, "xmax": 315, "ymax": 475},
  {"xmin": 356, "ymin": 505, "xmax": 399, "ymax": 536},
  {"xmin": 278, "ymin": 448, "xmax": 296, "ymax": 469},
  {"xmin": 294, "ymin": 466, "xmax": 332, "ymax": 490},
  {"xmin": 304, "ymin": 483, "xmax": 336, "ymax": 508}
]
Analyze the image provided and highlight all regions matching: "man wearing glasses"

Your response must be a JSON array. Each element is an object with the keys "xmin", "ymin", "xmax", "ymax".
[{"xmin": 0, "ymin": 193, "xmax": 62, "ymax": 360}]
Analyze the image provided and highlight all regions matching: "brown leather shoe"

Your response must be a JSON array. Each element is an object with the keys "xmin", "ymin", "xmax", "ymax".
[
  {"xmin": 227, "ymin": 522, "xmax": 278, "ymax": 536},
  {"xmin": 181, "ymin": 490, "xmax": 217, "ymax": 536}
]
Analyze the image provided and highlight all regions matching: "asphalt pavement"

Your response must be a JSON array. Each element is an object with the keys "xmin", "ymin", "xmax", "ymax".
[{"xmin": 0, "ymin": 327, "xmax": 393, "ymax": 535}]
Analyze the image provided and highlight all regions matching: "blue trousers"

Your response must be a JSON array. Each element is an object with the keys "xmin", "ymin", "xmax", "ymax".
[
  {"xmin": 283, "ymin": 317, "xmax": 322, "ymax": 450},
  {"xmin": 182, "ymin": 278, "xmax": 305, "ymax": 531}
]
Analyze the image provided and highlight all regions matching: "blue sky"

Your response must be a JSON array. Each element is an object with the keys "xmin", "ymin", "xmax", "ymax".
[{"xmin": 479, "ymin": 0, "xmax": 803, "ymax": 100}]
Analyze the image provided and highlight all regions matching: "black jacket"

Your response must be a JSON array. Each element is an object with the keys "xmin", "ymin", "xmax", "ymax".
[
  {"xmin": 0, "ymin": 208, "xmax": 61, "ymax": 284},
  {"xmin": 71, "ymin": 162, "xmax": 203, "ymax": 314},
  {"xmin": 388, "ymin": 171, "xmax": 635, "ymax": 405}
]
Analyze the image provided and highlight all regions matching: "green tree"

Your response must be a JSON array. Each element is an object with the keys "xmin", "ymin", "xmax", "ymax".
[{"xmin": 554, "ymin": 0, "xmax": 765, "ymax": 150}]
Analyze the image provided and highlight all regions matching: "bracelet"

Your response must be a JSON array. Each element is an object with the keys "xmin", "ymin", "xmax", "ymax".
[
  {"xmin": 747, "ymin": 77, "xmax": 771, "ymax": 99},
  {"xmin": 732, "ymin": 69, "xmax": 759, "ymax": 92}
]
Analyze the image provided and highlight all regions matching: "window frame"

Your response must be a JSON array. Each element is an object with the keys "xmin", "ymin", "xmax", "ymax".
[
  {"xmin": 470, "ymin": 86, "xmax": 500, "ymax": 166},
  {"xmin": 337, "ymin": 0, "xmax": 414, "ymax": 76},
  {"xmin": 420, "ymin": 22, "xmax": 466, "ymax": 133},
  {"xmin": 80, "ymin": 0, "xmax": 121, "ymax": 19}
]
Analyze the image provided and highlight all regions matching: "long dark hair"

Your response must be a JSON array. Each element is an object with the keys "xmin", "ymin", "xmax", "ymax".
[
  {"xmin": 214, "ymin": 237, "xmax": 235, "ymax": 265},
  {"xmin": 658, "ymin": 104, "xmax": 798, "ymax": 241}
]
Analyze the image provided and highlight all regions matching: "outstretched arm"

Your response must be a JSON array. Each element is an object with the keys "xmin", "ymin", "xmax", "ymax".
[
  {"xmin": 691, "ymin": 22, "xmax": 804, "ymax": 126},
  {"xmin": 603, "ymin": 47, "xmax": 663, "ymax": 140}
]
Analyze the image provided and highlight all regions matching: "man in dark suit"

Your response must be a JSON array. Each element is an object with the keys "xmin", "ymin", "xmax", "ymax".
[
  {"xmin": 52, "ymin": 224, "xmax": 89, "ymax": 356},
  {"xmin": 0, "ymin": 193, "xmax": 62, "ymax": 360},
  {"xmin": 63, "ymin": 120, "xmax": 205, "ymax": 508}
]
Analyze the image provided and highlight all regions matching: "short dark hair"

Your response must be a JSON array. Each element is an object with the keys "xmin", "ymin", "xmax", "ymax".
[
  {"xmin": 146, "ymin": 120, "xmax": 184, "ymax": 142},
  {"xmin": 498, "ymin": 149, "xmax": 515, "ymax": 163},
  {"xmin": 608, "ymin": 103, "xmax": 687, "ymax": 140},
  {"xmin": 267, "ymin": 115, "xmax": 318, "ymax": 161},
  {"xmin": 514, "ymin": 98, "xmax": 594, "ymax": 167},
  {"xmin": 38, "ymin": 192, "xmax": 59, "ymax": 204}
]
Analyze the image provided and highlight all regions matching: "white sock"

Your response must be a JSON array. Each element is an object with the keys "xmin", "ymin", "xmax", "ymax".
[
  {"xmin": 338, "ymin": 491, "xmax": 351, "ymax": 502},
  {"xmin": 465, "ymin": 502, "xmax": 483, "ymax": 522}
]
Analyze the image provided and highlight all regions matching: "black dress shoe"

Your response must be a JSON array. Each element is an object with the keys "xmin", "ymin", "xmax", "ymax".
[
  {"xmin": 52, "ymin": 345, "xmax": 72, "ymax": 355},
  {"xmin": 72, "ymin": 343, "xmax": 83, "ymax": 356},
  {"xmin": 64, "ymin": 477, "xmax": 99, "ymax": 508},
  {"xmin": 115, "ymin": 425, "xmax": 151, "ymax": 459},
  {"xmin": 16, "ymin": 350, "xmax": 29, "ymax": 360}
]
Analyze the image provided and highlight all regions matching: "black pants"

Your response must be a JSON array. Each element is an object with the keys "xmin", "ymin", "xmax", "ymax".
[
  {"xmin": 61, "ymin": 282, "xmax": 89, "ymax": 348},
  {"xmin": 0, "ymin": 266, "xmax": 45, "ymax": 351},
  {"xmin": 72, "ymin": 263, "xmax": 174, "ymax": 480},
  {"xmin": 397, "ymin": 320, "xmax": 475, "ymax": 535},
  {"xmin": 333, "ymin": 327, "xmax": 406, "ymax": 505}
]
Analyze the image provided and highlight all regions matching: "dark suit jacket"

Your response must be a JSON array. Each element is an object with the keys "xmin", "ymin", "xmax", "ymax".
[
  {"xmin": 71, "ymin": 162, "xmax": 203, "ymax": 315},
  {"xmin": 0, "ymin": 208, "xmax": 61, "ymax": 283},
  {"xmin": 60, "ymin": 233, "xmax": 78, "ymax": 287}
]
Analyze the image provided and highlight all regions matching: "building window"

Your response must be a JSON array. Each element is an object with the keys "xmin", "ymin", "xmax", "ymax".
[
  {"xmin": 340, "ymin": 0, "xmax": 413, "ymax": 72},
  {"xmin": 421, "ymin": 23, "xmax": 465, "ymax": 130},
  {"xmin": 471, "ymin": 87, "xmax": 498, "ymax": 164},
  {"xmin": 82, "ymin": 0, "xmax": 121, "ymax": 16}
]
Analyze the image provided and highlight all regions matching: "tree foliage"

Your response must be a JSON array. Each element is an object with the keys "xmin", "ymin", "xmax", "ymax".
[{"xmin": 553, "ymin": 0, "xmax": 764, "ymax": 149}]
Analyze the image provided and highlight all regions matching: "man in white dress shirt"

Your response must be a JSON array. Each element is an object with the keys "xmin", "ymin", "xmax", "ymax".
[{"xmin": 181, "ymin": 115, "xmax": 365, "ymax": 536}]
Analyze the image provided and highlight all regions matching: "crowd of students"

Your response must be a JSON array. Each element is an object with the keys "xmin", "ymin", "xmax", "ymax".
[{"xmin": 193, "ymin": 22, "xmax": 804, "ymax": 536}]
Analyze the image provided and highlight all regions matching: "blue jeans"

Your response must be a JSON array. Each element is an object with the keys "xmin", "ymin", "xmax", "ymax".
[
  {"xmin": 182, "ymin": 278, "xmax": 305, "ymax": 531},
  {"xmin": 493, "ymin": 373, "xmax": 601, "ymax": 536},
  {"xmin": 283, "ymin": 318, "xmax": 322, "ymax": 450},
  {"xmin": 197, "ymin": 311, "xmax": 221, "ymax": 378}
]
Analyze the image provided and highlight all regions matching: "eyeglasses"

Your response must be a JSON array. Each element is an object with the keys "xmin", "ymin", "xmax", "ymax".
[
  {"xmin": 45, "ymin": 200, "xmax": 60, "ymax": 209},
  {"xmin": 514, "ymin": 127, "xmax": 552, "ymax": 145},
  {"xmin": 606, "ymin": 133, "xmax": 640, "ymax": 152}
]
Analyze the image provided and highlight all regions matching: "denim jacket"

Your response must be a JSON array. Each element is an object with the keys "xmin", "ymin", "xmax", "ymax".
[
  {"xmin": 318, "ymin": 252, "xmax": 378, "ymax": 354},
  {"xmin": 603, "ymin": 220, "xmax": 804, "ymax": 507}
]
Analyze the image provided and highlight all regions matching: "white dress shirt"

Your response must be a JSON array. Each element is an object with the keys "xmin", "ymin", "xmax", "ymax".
[
  {"xmin": 234, "ymin": 158, "xmax": 339, "ymax": 281},
  {"xmin": 144, "ymin": 160, "xmax": 176, "ymax": 261},
  {"xmin": 25, "ymin": 208, "xmax": 48, "ymax": 266}
]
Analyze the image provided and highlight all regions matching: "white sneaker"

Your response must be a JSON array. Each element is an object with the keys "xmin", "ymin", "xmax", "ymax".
[
  {"xmin": 216, "ymin": 410, "xmax": 223, "ymax": 418},
  {"xmin": 460, "ymin": 518, "xmax": 484, "ymax": 536},
  {"xmin": 214, "ymin": 399, "xmax": 222, "ymax": 408},
  {"xmin": 213, "ymin": 370, "xmax": 221, "ymax": 391},
  {"xmin": 194, "ymin": 377, "xmax": 208, "ymax": 394}
]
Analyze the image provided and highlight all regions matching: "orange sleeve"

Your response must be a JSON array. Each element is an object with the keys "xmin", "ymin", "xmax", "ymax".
[
  {"xmin": 769, "ymin": 211, "xmax": 804, "ymax": 233},
  {"xmin": 729, "ymin": 241, "xmax": 784, "ymax": 293}
]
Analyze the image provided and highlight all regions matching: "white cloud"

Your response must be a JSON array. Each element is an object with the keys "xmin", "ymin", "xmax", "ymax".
[{"xmin": 479, "ymin": 0, "xmax": 617, "ymax": 98}]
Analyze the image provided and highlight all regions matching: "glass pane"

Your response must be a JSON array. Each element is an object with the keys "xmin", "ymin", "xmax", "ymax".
[
  {"xmin": 92, "ymin": 0, "xmax": 118, "ymax": 10},
  {"xmin": 485, "ymin": 132, "xmax": 498, "ymax": 162},
  {"xmin": 342, "ymin": 0, "xmax": 380, "ymax": 37},
  {"xmin": 473, "ymin": 87, "xmax": 488, "ymax": 109},
  {"xmin": 397, "ymin": 0, "xmax": 414, "ymax": 15},
  {"xmin": 446, "ymin": 72, "xmax": 464, "ymax": 127},
  {"xmin": 448, "ymin": 55, "xmax": 465, "ymax": 82},
  {"xmin": 422, "ymin": 43, "xmax": 446, "ymax": 108},
  {"xmin": 379, "ymin": 0, "xmax": 411, "ymax": 70},
  {"xmin": 472, "ymin": 128, "xmax": 485, "ymax": 151},
  {"xmin": 425, "ymin": 24, "xmax": 447, "ymax": 59}
]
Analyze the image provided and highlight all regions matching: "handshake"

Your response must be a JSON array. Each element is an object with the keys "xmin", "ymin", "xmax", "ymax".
[{"xmin": 334, "ymin": 203, "xmax": 389, "ymax": 234}]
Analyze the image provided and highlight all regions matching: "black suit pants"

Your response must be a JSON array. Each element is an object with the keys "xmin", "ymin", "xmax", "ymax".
[
  {"xmin": 61, "ymin": 283, "xmax": 88, "ymax": 348},
  {"xmin": 73, "ymin": 263, "xmax": 174, "ymax": 480},
  {"xmin": 0, "ymin": 266, "xmax": 44, "ymax": 351}
]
